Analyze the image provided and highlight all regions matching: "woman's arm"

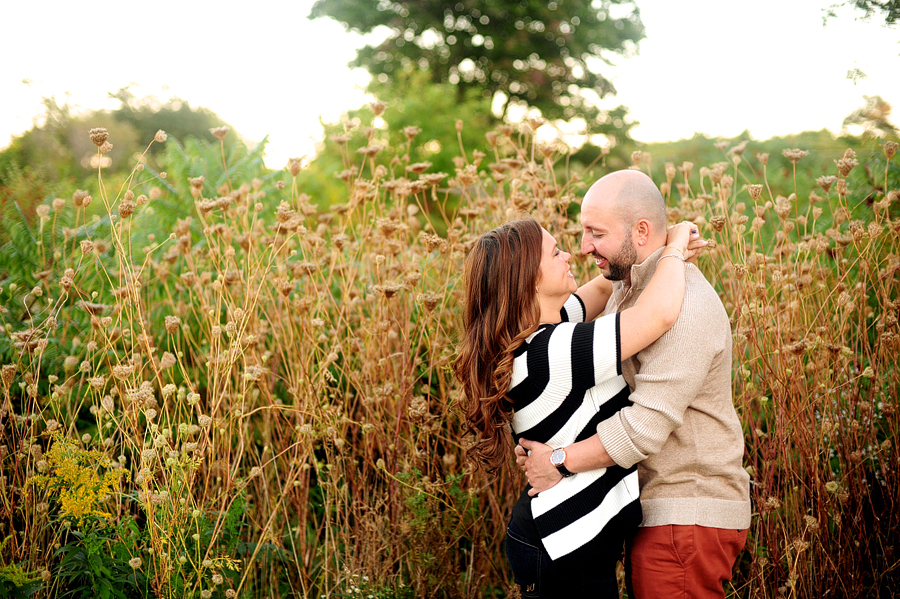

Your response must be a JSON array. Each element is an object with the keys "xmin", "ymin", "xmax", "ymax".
[
  {"xmin": 618, "ymin": 222, "xmax": 703, "ymax": 360},
  {"xmin": 575, "ymin": 275, "xmax": 613, "ymax": 321},
  {"xmin": 573, "ymin": 224, "xmax": 705, "ymax": 324}
]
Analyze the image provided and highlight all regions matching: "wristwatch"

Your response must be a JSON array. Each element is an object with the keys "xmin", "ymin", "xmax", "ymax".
[{"xmin": 550, "ymin": 448, "xmax": 575, "ymax": 478}]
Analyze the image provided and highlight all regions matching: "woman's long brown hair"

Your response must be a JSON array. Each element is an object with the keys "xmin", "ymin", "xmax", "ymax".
[{"xmin": 453, "ymin": 219, "xmax": 543, "ymax": 472}]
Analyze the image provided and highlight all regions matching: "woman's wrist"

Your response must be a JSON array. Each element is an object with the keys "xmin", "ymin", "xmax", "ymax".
[{"xmin": 665, "ymin": 244, "xmax": 686, "ymax": 256}]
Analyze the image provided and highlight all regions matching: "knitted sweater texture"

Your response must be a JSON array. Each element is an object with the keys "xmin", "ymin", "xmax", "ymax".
[
  {"xmin": 509, "ymin": 295, "xmax": 642, "ymax": 561},
  {"xmin": 596, "ymin": 246, "xmax": 751, "ymax": 529}
]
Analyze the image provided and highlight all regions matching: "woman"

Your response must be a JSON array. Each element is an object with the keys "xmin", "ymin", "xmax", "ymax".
[{"xmin": 454, "ymin": 218, "xmax": 702, "ymax": 597}]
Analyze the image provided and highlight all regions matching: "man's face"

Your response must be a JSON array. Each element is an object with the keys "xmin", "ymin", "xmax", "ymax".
[{"xmin": 580, "ymin": 200, "xmax": 637, "ymax": 282}]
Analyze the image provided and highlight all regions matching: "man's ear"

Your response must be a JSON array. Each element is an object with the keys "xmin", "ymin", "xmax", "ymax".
[{"xmin": 633, "ymin": 219, "xmax": 652, "ymax": 246}]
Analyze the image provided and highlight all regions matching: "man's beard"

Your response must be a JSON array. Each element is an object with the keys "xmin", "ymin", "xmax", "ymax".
[{"xmin": 598, "ymin": 231, "xmax": 637, "ymax": 282}]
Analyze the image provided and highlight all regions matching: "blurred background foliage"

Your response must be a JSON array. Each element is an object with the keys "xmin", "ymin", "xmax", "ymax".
[{"xmin": 4, "ymin": 0, "xmax": 897, "ymax": 233}]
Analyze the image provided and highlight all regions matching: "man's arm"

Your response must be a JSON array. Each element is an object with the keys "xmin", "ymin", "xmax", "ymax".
[
  {"xmin": 517, "ymin": 435, "xmax": 614, "ymax": 496},
  {"xmin": 597, "ymin": 273, "xmax": 724, "ymax": 467}
]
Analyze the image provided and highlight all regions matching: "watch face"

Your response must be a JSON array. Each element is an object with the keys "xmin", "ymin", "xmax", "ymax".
[{"xmin": 550, "ymin": 448, "xmax": 565, "ymax": 466}]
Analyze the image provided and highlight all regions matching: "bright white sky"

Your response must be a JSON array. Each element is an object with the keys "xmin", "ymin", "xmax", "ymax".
[{"xmin": 1, "ymin": 0, "xmax": 897, "ymax": 169}]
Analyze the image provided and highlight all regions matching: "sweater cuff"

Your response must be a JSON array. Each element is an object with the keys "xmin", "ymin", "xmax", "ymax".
[{"xmin": 597, "ymin": 413, "xmax": 648, "ymax": 469}]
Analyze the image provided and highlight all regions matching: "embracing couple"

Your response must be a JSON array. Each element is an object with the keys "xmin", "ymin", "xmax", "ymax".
[{"xmin": 455, "ymin": 170, "xmax": 751, "ymax": 598}]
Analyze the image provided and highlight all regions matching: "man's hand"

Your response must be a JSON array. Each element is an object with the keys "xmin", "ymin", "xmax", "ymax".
[{"xmin": 515, "ymin": 439, "xmax": 562, "ymax": 496}]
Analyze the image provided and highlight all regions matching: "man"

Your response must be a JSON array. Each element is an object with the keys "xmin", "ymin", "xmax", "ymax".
[{"xmin": 517, "ymin": 169, "xmax": 750, "ymax": 598}]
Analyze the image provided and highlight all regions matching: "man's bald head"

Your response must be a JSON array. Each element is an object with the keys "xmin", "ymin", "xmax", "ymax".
[
  {"xmin": 579, "ymin": 170, "xmax": 669, "ymax": 278},
  {"xmin": 582, "ymin": 170, "xmax": 667, "ymax": 235}
]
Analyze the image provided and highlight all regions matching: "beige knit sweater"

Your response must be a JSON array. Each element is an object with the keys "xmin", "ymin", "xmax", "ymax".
[{"xmin": 596, "ymin": 246, "xmax": 751, "ymax": 529}]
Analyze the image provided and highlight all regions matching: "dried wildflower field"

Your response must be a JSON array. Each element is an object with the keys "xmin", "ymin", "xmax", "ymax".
[{"xmin": 0, "ymin": 115, "xmax": 898, "ymax": 599}]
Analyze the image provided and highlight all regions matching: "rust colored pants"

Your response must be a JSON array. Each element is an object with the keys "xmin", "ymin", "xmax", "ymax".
[{"xmin": 625, "ymin": 525, "xmax": 748, "ymax": 599}]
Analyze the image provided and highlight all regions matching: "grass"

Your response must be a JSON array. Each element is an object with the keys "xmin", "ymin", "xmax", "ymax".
[{"xmin": 0, "ymin": 117, "xmax": 898, "ymax": 599}]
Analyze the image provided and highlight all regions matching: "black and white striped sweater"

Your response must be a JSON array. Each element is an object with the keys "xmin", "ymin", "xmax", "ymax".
[{"xmin": 508, "ymin": 294, "xmax": 642, "ymax": 561}]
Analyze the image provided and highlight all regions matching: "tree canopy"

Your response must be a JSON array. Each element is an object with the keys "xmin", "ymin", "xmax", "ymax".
[
  {"xmin": 825, "ymin": 0, "xmax": 900, "ymax": 26},
  {"xmin": 309, "ymin": 0, "xmax": 644, "ymax": 128},
  {"xmin": 0, "ymin": 92, "xmax": 235, "ymax": 189},
  {"xmin": 842, "ymin": 95, "xmax": 896, "ymax": 137}
]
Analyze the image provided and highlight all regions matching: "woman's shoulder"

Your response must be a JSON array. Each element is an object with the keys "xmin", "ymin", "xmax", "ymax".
[{"xmin": 560, "ymin": 293, "xmax": 586, "ymax": 323}]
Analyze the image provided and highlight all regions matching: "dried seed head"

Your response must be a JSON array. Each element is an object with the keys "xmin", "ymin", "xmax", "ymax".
[
  {"xmin": 80, "ymin": 240, "xmax": 94, "ymax": 255},
  {"xmin": 165, "ymin": 315, "xmax": 181, "ymax": 334},
  {"xmin": 72, "ymin": 190, "xmax": 92, "ymax": 207},
  {"xmin": 835, "ymin": 178, "xmax": 849, "ymax": 195},
  {"xmin": 370, "ymin": 101, "xmax": 387, "ymax": 117},
  {"xmin": 710, "ymin": 215, "xmax": 727, "ymax": 232},
  {"xmin": 782, "ymin": 148, "xmax": 809, "ymax": 164},
  {"xmin": 729, "ymin": 140, "xmax": 748, "ymax": 156},
  {"xmin": 210, "ymin": 126, "xmax": 229, "ymax": 141},
  {"xmin": 416, "ymin": 292, "xmax": 443, "ymax": 312},
  {"xmin": 288, "ymin": 157, "xmax": 308, "ymax": 177},
  {"xmin": 99, "ymin": 141, "xmax": 113, "ymax": 155},
  {"xmin": 664, "ymin": 162, "xmax": 676, "ymax": 182},
  {"xmin": 756, "ymin": 152, "xmax": 769, "ymax": 166},
  {"xmin": 154, "ymin": 130, "xmax": 167, "ymax": 143},
  {"xmin": 118, "ymin": 198, "xmax": 136, "ymax": 219},
  {"xmin": 63, "ymin": 356, "xmax": 79, "ymax": 372},
  {"xmin": 816, "ymin": 176, "xmax": 836, "ymax": 193},
  {"xmin": 357, "ymin": 144, "xmax": 385, "ymax": 158},
  {"xmin": 406, "ymin": 161, "xmax": 432, "ymax": 174},
  {"xmin": 159, "ymin": 352, "xmax": 176, "ymax": 370},
  {"xmin": 804, "ymin": 515, "xmax": 819, "ymax": 533},
  {"xmin": 885, "ymin": 141, "xmax": 898, "ymax": 159},
  {"xmin": 748, "ymin": 184, "xmax": 763, "ymax": 201},
  {"xmin": 89, "ymin": 128, "xmax": 109, "ymax": 146},
  {"xmin": 538, "ymin": 144, "xmax": 556, "ymax": 159},
  {"xmin": 836, "ymin": 148, "xmax": 858, "ymax": 177},
  {"xmin": 112, "ymin": 364, "xmax": 134, "ymax": 380},
  {"xmin": 403, "ymin": 125, "xmax": 421, "ymax": 140},
  {"xmin": 631, "ymin": 151, "xmax": 643, "ymax": 166},
  {"xmin": 1, "ymin": 364, "xmax": 15, "ymax": 387},
  {"xmin": 774, "ymin": 196, "xmax": 792, "ymax": 219}
]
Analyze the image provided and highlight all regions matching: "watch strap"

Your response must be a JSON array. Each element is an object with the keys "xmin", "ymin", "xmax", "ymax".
[{"xmin": 555, "ymin": 462, "xmax": 575, "ymax": 478}]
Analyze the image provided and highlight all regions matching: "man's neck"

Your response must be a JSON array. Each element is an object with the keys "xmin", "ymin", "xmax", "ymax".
[
  {"xmin": 635, "ymin": 240, "xmax": 666, "ymax": 267},
  {"xmin": 628, "ymin": 245, "xmax": 669, "ymax": 291}
]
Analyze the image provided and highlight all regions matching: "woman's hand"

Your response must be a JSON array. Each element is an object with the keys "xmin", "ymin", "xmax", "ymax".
[
  {"xmin": 515, "ymin": 439, "xmax": 562, "ymax": 496},
  {"xmin": 666, "ymin": 221, "xmax": 707, "ymax": 262}
]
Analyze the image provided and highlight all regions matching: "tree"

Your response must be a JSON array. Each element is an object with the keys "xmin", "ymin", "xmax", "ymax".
[
  {"xmin": 298, "ymin": 67, "xmax": 497, "ymax": 207},
  {"xmin": 0, "ymin": 92, "xmax": 236, "ymax": 188},
  {"xmin": 824, "ymin": 0, "xmax": 900, "ymax": 26},
  {"xmin": 0, "ymin": 97, "xmax": 140, "ymax": 186},
  {"xmin": 309, "ymin": 0, "xmax": 644, "ymax": 134},
  {"xmin": 109, "ymin": 87, "xmax": 237, "ymax": 153},
  {"xmin": 842, "ymin": 95, "xmax": 897, "ymax": 137}
]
